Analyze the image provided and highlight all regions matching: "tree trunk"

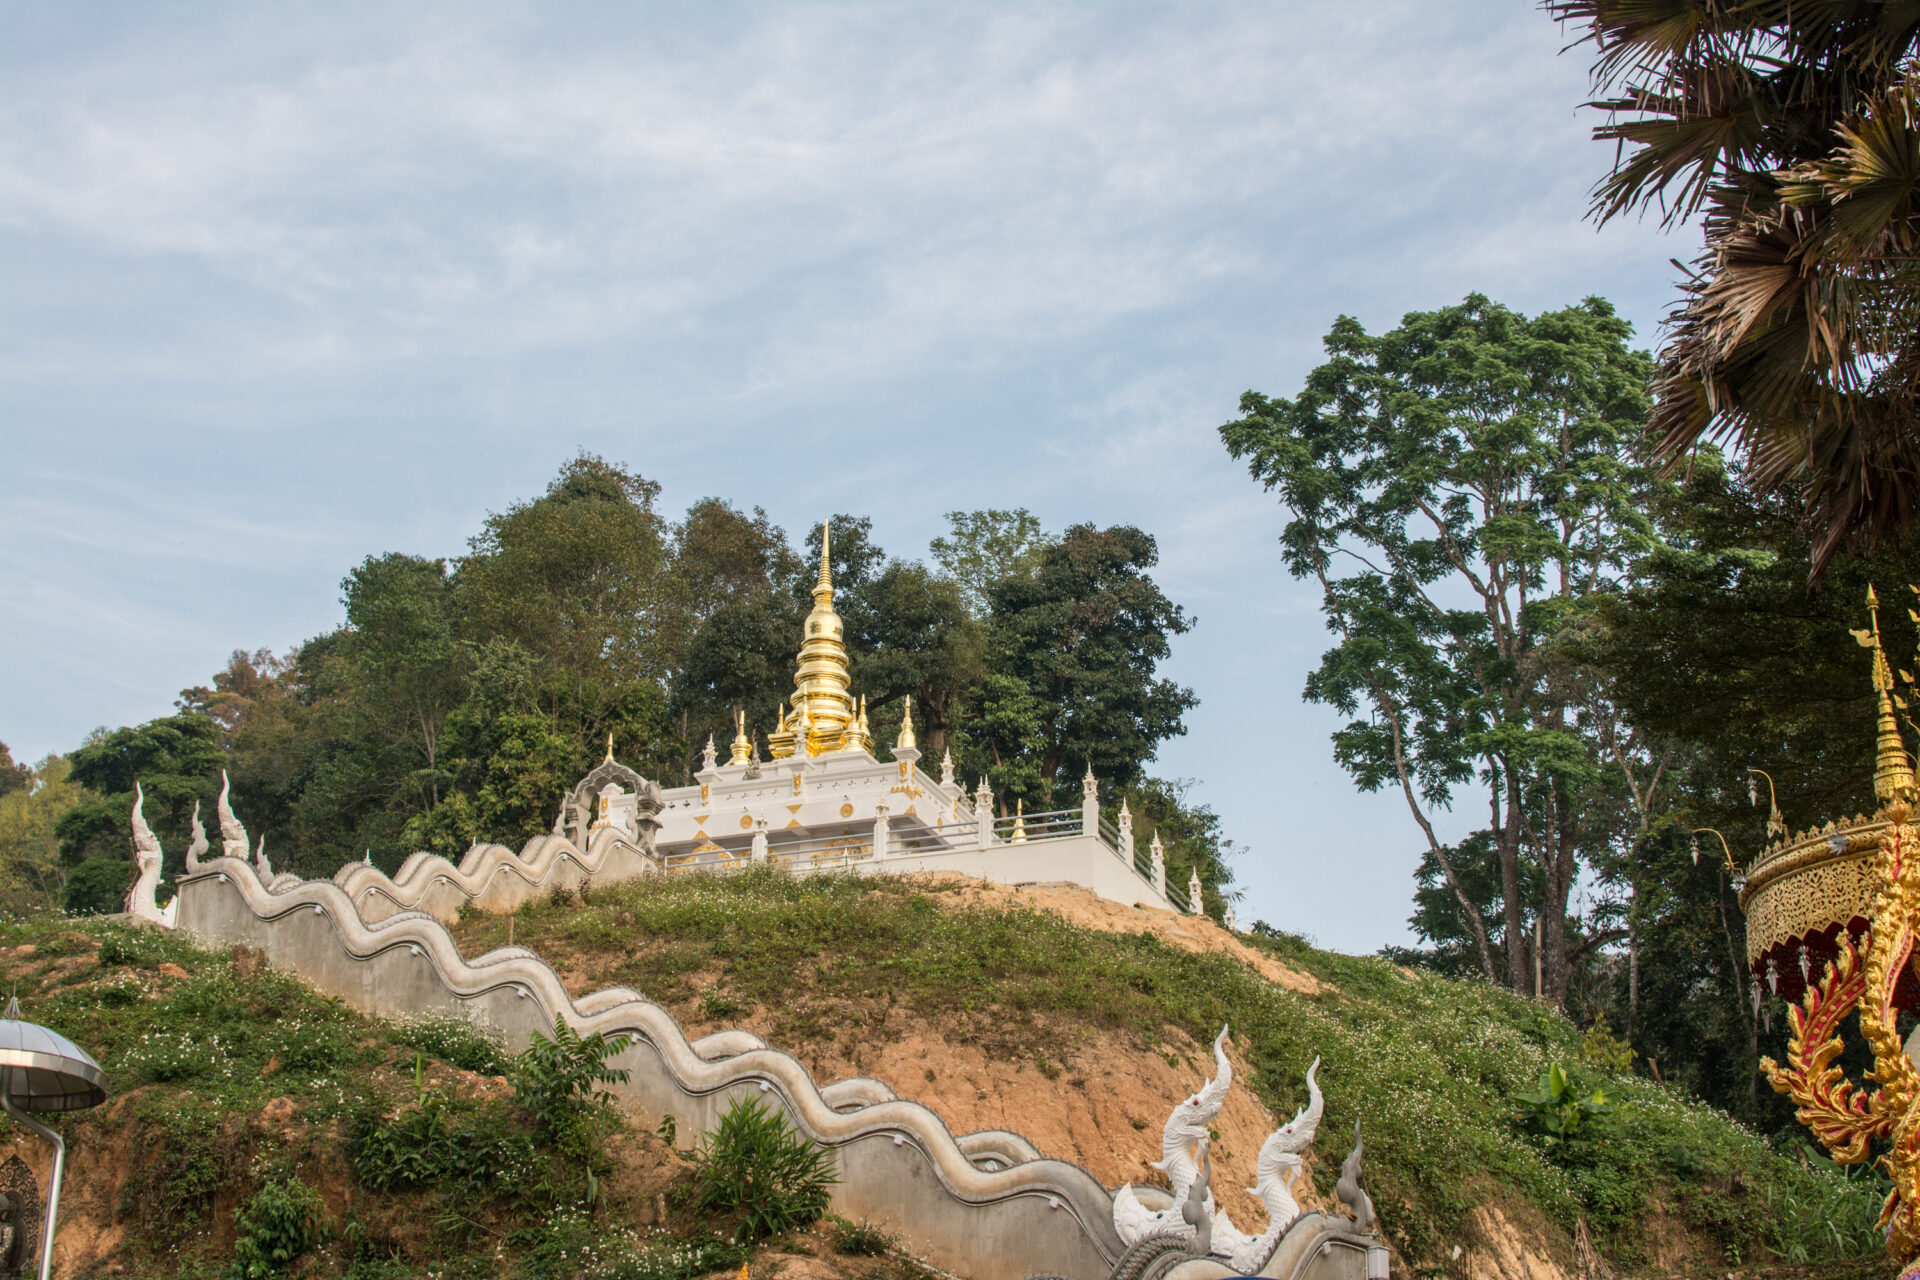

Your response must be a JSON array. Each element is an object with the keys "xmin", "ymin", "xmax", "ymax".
[
  {"xmin": 1496, "ymin": 763, "xmax": 1528, "ymax": 995},
  {"xmin": 1627, "ymin": 898, "xmax": 1640, "ymax": 1039},
  {"xmin": 1384, "ymin": 692, "xmax": 1498, "ymax": 984}
]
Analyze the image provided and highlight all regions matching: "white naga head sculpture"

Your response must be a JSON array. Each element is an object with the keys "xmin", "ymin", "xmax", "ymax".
[
  {"xmin": 1154, "ymin": 1026, "xmax": 1233, "ymax": 1171},
  {"xmin": 217, "ymin": 771, "xmax": 250, "ymax": 860},
  {"xmin": 1250, "ymin": 1056, "xmax": 1322, "ymax": 1195},
  {"xmin": 130, "ymin": 782, "xmax": 162, "ymax": 870}
]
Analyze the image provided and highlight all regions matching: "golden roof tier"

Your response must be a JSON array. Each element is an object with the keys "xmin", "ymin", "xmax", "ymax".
[
  {"xmin": 1738, "ymin": 586, "xmax": 1920, "ymax": 1007},
  {"xmin": 767, "ymin": 521, "xmax": 860, "ymax": 759}
]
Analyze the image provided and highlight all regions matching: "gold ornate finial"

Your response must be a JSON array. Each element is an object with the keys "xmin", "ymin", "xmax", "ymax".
[
  {"xmin": 605, "ymin": 731, "xmax": 614, "ymax": 763},
  {"xmin": 1856, "ymin": 583, "xmax": 1915, "ymax": 810},
  {"xmin": 729, "ymin": 708, "xmax": 752, "ymax": 766},
  {"xmin": 895, "ymin": 696, "xmax": 917, "ymax": 754},
  {"xmin": 768, "ymin": 520, "xmax": 855, "ymax": 760}
]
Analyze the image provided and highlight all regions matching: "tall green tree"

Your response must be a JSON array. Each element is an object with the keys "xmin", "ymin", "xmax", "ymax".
[
  {"xmin": 0, "ymin": 754, "xmax": 84, "ymax": 915},
  {"xmin": 664, "ymin": 500, "xmax": 806, "ymax": 767},
  {"xmin": 339, "ymin": 554, "xmax": 464, "ymax": 807},
  {"xmin": 1551, "ymin": 1, "xmax": 1920, "ymax": 572},
  {"xmin": 661, "ymin": 500, "xmax": 803, "ymax": 680},
  {"xmin": 970, "ymin": 524, "xmax": 1195, "ymax": 806},
  {"xmin": 1221, "ymin": 295, "xmax": 1656, "ymax": 1002},
  {"xmin": 456, "ymin": 452, "xmax": 669, "ymax": 737},
  {"xmin": 54, "ymin": 713, "xmax": 225, "ymax": 907},
  {"xmin": 848, "ymin": 563, "xmax": 982, "ymax": 758},
  {"xmin": 930, "ymin": 508, "xmax": 1053, "ymax": 616},
  {"xmin": 0, "ymin": 743, "xmax": 33, "ymax": 798}
]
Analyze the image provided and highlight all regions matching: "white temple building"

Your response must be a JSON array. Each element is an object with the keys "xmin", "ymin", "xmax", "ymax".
[{"xmin": 640, "ymin": 524, "xmax": 1191, "ymax": 914}]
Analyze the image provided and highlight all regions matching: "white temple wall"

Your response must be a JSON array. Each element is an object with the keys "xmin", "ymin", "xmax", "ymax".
[{"xmin": 866, "ymin": 836, "xmax": 1176, "ymax": 912}]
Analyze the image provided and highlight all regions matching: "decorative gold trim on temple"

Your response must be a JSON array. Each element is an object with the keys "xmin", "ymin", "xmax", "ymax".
[
  {"xmin": 1860, "ymin": 585, "xmax": 1916, "ymax": 806},
  {"xmin": 1746, "ymin": 584, "xmax": 1920, "ymax": 1264}
]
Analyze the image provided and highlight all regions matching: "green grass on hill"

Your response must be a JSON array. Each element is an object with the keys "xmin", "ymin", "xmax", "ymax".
[
  {"xmin": 0, "ymin": 868, "xmax": 1888, "ymax": 1279},
  {"xmin": 0, "ymin": 914, "xmax": 921, "ymax": 1280},
  {"xmin": 455, "ymin": 869, "xmax": 1886, "ymax": 1276}
]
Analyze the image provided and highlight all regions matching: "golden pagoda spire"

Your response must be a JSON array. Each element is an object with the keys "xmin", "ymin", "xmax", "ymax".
[
  {"xmin": 1858, "ymin": 584, "xmax": 1915, "ymax": 809},
  {"xmin": 895, "ymin": 696, "xmax": 917, "ymax": 754},
  {"xmin": 767, "ymin": 520, "xmax": 855, "ymax": 759},
  {"xmin": 728, "ymin": 708, "xmax": 752, "ymax": 766}
]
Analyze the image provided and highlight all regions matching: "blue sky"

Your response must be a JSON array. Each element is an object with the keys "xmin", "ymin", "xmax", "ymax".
[{"xmin": 0, "ymin": 2, "xmax": 1688, "ymax": 953}]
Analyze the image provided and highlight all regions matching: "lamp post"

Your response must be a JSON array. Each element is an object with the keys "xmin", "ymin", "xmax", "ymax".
[{"xmin": 0, "ymin": 996, "xmax": 107, "ymax": 1280}]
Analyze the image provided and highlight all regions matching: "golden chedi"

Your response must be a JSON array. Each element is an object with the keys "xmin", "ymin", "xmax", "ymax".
[{"xmin": 767, "ymin": 522, "xmax": 859, "ymax": 759}]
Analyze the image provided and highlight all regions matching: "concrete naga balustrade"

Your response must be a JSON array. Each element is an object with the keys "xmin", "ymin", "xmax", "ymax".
[
  {"xmin": 333, "ymin": 760, "xmax": 665, "ymax": 925},
  {"xmin": 135, "ymin": 782, "xmax": 1389, "ymax": 1279},
  {"xmin": 172, "ymin": 850, "xmax": 1126, "ymax": 1280}
]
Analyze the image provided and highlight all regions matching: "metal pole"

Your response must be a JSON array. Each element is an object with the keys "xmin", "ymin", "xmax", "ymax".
[{"xmin": 1, "ymin": 1070, "xmax": 64, "ymax": 1280}]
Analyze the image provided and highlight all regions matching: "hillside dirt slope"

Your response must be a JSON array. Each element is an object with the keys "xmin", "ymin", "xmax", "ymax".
[
  {"xmin": 447, "ymin": 874, "xmax": 1740, "ymax": 1280},
  {"xmin": 0, "ymin": 872, "xmax": 1882, "ymax": 1280}
]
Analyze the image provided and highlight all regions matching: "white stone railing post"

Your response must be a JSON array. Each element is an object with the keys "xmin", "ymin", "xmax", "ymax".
[
  {"xmin": 1150, "ymin": 832, "xmax": 1166, "ymax": 897},
  {"xmin": 751, "ymin": 821, "xmax": 769, "ymax": 863},
  {"xmin": 1117, "ymin": 799, "xmax": 1134, "ymax": 864},
  {"xmin": 873, "ymin": 802, "xmax": 890, "ymax": 861},
  {"xmin": 1081, "ymin": 766, "xmax": 1099, "ymax": 841},
  {"xmin": 975, "ymin": 779, "xmax": 995, "ymax": 848},
  {"xmin": 1187, "ymin": 868, "xmax": 1204, "ymax": 916}
]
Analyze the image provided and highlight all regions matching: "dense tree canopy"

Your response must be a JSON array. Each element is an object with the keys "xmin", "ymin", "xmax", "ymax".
[
  {"xmin": 1222, "ymin": 294, "xmax": 1657, "ymax": 1001},
  {"xmin": 4, "ymin": 463, "xmax": 1224, "ymax": 914}
]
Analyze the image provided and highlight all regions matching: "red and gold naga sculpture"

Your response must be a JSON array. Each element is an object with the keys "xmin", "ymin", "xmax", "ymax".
[{"xmin": 1743, "ymin": 587, "xmax": 1920, "ymax": 1268}]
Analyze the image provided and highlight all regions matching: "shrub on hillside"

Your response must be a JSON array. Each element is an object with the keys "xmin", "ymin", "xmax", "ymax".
[
  {"xmin": 227, "ymin": 1175, "xmax": 326, "ymax": 1279},
  {"xmin": 62, "ymin": 856, "xmax": 126, "ymax": 915},
  {"xmin": 512, "ymin": 1014, "xmax": 632, "ymax": 1156},
  {"xmin": 388, "ymin": 1010, "xmax": 509, "ymax": 1076},
  {"xmin": 691, "ymin": 1097, "xmax": 837, "ymax": 1241}
]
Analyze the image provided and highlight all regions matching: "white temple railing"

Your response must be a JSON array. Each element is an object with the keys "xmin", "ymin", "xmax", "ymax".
[
  {"xmin": 993, "ymin": 807, "xmax": 1084, "ymax": 843},
  {"xmin": 655, "ymin": 800, "xmax": 1194, "ymax": 911}
]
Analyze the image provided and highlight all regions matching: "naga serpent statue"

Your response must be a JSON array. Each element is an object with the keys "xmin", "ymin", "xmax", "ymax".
[
  {"xmin": 126, "ymin": 782, "xmax": 179, "ymax": 928},
  {"xmin": 1112, "ymin": 1027, "xmax": 1235, "ymax": 1243},
  {"xmin": 1111, "ymin": 1026, "xmax": 1326, "ymax": 1272}
]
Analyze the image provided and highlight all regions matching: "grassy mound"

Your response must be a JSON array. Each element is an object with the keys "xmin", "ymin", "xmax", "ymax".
[
  {"xmin": 451, "ymin": 869, "xmax": 1885, "ymax": 1276},
  {"xmin": 0, "ymin": 914, "xmax": 926, "ymax": 1280}
]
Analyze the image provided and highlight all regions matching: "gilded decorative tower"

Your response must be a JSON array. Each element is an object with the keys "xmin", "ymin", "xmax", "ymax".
[
  {"xmin": 768, "ymin": 522, "xmax": 860, "ymax": 759},
  {"xmin": 1868, "ymin": 585, "xmax": 1916, "ymax": 807}
]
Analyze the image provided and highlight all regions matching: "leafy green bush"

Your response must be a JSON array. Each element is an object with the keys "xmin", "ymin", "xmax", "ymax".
[
  {"xmin": 514, "ymin": 1208, "xmax": 747, "ymax": 1280},
  {"xmin": 63, "ymin": 857, "xmax": 128, "ymax": 916},
  {"xmin": 1514, "ymin": 1062, "xmax": 1613, "ymax": 1150},
  {"xmin": 96, "ymin": 921, "xmax": 199, "ymax": 968},
  {"xmin": 692, "ymin": 1097, "xmax": 837, "ymax": 1241},
  {"xmin": 348, "ymin": 1086, "xmax": 533, "ymax": 1194},
  {"xmin": 226, "ymin": 1176, "xmax": 326, "ymax": 1279},
  {"xmin": 125, "ymin": 1028, "xmax": 223, "ymax": 1083},
  {"xmin": 512, "ymin": 1015, "xmax": 632, "ymax": 1154},
  {"xmin": 827, "ymin": 1215, "xmax": 896, "ymax": 1255}
]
